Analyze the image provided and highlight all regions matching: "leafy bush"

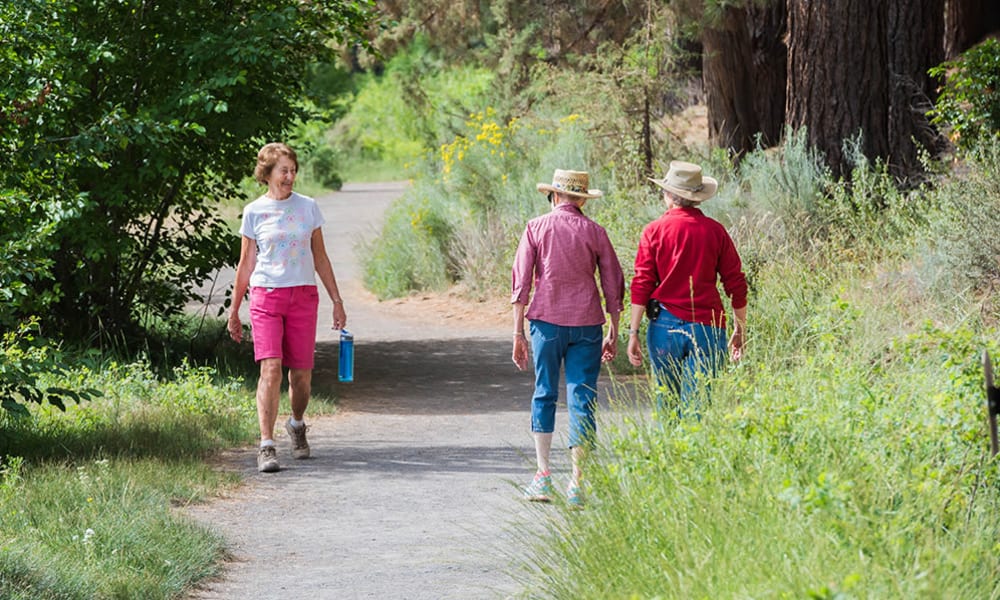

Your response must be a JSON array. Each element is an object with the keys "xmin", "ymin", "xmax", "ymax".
[
  {"xmin": 0, "ymin": 319, "xmax": 99, "ymax": 418},
  {"xmin": 0, "ymin": 189, "xmax": 81, "ymax": 331},
  {"xmin": 362, "ymin": 110, "xmax": 643, "ymax": 299},
  {"xmin": 929, "ymin": 38, "xmax": 1000, "ymax": 149},
  {"xmin": 307, "ymin": 145, "xmax": 345, "ymax": 191},
  {"xmin": 330, "ymin": 40, "xmax": 495, "ymax": 181}
]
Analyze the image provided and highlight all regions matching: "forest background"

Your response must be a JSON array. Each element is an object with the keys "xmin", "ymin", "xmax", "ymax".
[{"xmin": 4, "ymin": 0, "xmax": 1000, "ymax": 598}]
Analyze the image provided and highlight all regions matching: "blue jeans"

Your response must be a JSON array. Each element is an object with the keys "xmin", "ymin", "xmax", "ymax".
[
  {"xmin": 647, "ymin": 308, "xmax": 727, "ymax": 418},
  {"xmin": 529, "ymin": 320, "xmax": 603, "ymax": 448}
]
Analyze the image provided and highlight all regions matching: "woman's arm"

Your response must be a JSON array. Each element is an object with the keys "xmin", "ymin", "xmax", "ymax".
[
  {"xmin": 729, "ymin": 304, "xmax": 747, "ymax": 362},
  {"xmin": 311, "ymin": 228, "xmax": 347, "ymax": 330},
  {"xmin": 512, "ymin": 302, "xmax": 529, "ymax": 371},
  {"xmin": 228, "ymin": 236, "xmax": 256, "ymax": 342},
  {"xmin": 626, "ymin": 303, "xmax": 646, "ymax": 366}
]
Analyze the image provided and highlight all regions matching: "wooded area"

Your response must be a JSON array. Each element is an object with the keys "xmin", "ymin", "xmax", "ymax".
[
  {"xmin": 4, "ymin": 0, "xmax": 1000, "ymax": 342},
  {"xmin": 703, "ymin": 0, "xmax": 998, "ymax": 177}
]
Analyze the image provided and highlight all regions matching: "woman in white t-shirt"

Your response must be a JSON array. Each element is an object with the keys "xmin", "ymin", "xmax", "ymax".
[{"xmin": 227, "ymin": 142, "xmax": 347, "ymax": 473}]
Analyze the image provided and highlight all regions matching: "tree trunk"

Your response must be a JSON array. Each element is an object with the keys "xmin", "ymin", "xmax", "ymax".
[
  {"xmin": 945, "ymin": 0, "xmax": 1000, "ymax": 59},
  {"xmin": 703, "ymin": 1, "xmax": 786, "ymax": 156},
  {"xmin": 747, "ymin": 0, "xmax": 787, "ymax": 148},
  {"xmin": 703, "ymin": 5, "xmax": 760, "ymax": 155},
  {"xmin": 787, "ymin": 0, "xmax": 891, "ymax": 177},
  {"xmin": 888, "ymin": 0, "xmax": 946, "ymax": 181}
]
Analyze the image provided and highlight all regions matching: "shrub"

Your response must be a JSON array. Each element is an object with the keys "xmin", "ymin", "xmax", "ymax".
[
  {"xmin": 362, "ymin": 111, "xmax": 634, "ymax": 299},
  {"xmin": 330, "ymin": 40, "xmax": 494, "ymax": 181},
  {"xmin": 923, "ymin": 138, "xmax": 1000, "ymax": 295},
  {"xmin": 306, "ymin": 145, "xmax": 344, "ymax": 191},
  {"xmin": 929, "ymin": 38, "xmax": 1000, "ymax": 149},
  {"xmin": 0, "ymin": 319, "xmax": 99, "ymax": 418}
]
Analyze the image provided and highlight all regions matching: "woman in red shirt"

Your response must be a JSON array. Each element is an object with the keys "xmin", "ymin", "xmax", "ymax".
[{"xmin": 626, "ymin": 161, "xmax": 747, "ymax": 417}]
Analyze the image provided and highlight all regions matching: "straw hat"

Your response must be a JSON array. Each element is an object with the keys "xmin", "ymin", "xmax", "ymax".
[
  {"xmin": 649, "ymin": 161, "xmax": 718, "ymax": 202},
  {"xmin": 536, "ymin": 169, "xmax": 602, "ymax": 199}
]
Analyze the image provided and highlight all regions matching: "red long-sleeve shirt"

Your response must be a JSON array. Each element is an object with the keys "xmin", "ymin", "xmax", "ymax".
[{"xmin": 630, "ymin": 206, "xmax": 747, "ymax": 328}]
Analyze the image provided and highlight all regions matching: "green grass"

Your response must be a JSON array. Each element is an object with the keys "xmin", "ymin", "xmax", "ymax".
[
  {"xmin": 521, "ymin": 261, "xmax": 1000, "ymax": 598},
  {"xmin": 0, "ymin": 456, "xmax": 236, "ymax": 600},
  {"xmin": 0, "ymin": 351, "xmax": 340, "ymax": 599}
]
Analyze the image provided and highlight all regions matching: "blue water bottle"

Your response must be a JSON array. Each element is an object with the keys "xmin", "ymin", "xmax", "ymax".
[{"xmin": 338, "ymin": 329, "xmax": 354, "ymax": 382}]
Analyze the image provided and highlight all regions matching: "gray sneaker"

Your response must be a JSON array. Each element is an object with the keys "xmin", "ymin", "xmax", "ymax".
[
  {"xmin": 257, "ymin": 445, "xmax": 279, "ymax": 473},
  {"xmin": 285, "ymin": 419, "xmax": 310, "ymax": 459}
]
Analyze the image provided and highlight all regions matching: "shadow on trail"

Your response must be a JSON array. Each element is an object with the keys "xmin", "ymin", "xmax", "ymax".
[
  {"xmin": 313, "ymin": 338, "xmax": 534, "ymax": 415},
  {"xmin": 257, "ymin": 445, "xmax": 528, "ymax": 480}
]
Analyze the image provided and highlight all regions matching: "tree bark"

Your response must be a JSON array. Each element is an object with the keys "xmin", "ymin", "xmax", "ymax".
[
  {"xmin": 703, "ymin": 1, "xmax": 785, "ymax": 156},
  {"xmin": 787, "ymin": 0, "xmax": 891, "ymax": 177},
  {"xmin": 888, "ymin": 0, "xmax": 946, "ymax": 181},
  {"xmin": 747, "ymin": 0, "xmax": 787, "ymax": 148},
  {"xmin": 945, "ymin": 0, "xmax": 1000, "ymax": 59},
  {"xmin": 703, "ymin": 5, "xmax": 760, "ymax": 155}
]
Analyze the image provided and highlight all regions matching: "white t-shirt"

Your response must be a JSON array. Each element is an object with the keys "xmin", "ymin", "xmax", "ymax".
[{"xmin": 239, "ymin": 192, "xmax": 325, "ymax": 288}]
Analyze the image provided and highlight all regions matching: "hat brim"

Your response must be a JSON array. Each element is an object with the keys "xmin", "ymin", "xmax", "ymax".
[
  {"xmin": 648, "ymin": 176, "xmax": 718, "ymax": 202},
  {"xmin": 537, "ymin": 183, "xmax": 603, "ymax": 199}
]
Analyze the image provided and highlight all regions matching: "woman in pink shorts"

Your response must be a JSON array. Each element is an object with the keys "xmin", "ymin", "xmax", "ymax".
[{"xmin": 227, "ymin": 142, "xmax": 348, "ymax": 473}]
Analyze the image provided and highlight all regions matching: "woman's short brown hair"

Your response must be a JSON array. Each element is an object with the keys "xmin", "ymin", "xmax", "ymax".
[{"xmin": 254, "ymin": 142, "xmax": 299, "ymax": 185}]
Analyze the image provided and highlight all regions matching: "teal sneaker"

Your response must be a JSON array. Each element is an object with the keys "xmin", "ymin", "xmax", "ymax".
[
  {"xmin": 523, "ymin": 472, "xmax": 554, "ymax": 502},
  {"xmin": 566, "ymin": 483, "xmax": 585, "ymax": 509}
]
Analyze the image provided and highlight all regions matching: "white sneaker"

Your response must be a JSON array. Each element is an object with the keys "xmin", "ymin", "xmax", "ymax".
[{"xmin": 257, "ymin": 446, "xmax": 279, "ymax": 473}]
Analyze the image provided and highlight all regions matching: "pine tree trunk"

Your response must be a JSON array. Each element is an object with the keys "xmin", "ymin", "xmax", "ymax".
[
  {"xmin": 703, "ymin": 5, "xmax": 760, "ymax": 155},
  {"xmin": 888, "ymin": 0, "xmax": 946, "ymax": 181},
  {"xmin": 787, "ymin": 0, "xmax": 891, "ymax": 177},
  {"xmin": 703, "ymin": 1, "xmax": 785, "ymax": 155},
  {"xmin": 747, "ymin": 0, "xmax": 787, "ymax": 148},
  {"xmin": 945, "ymin": 0, "xmax": 1000, "ymax": 59}
]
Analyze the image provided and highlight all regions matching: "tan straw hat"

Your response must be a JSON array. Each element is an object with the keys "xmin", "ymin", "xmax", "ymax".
[
  {"xmin": 536, "ymin": 169, "xmax": 602, "ymax": 199},
  {"xmin": 649, "ymin": 161, "xmax": 718, "ymax": 202}
]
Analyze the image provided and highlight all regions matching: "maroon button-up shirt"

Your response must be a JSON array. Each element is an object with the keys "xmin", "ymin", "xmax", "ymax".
[{"xmin": 511, "ymin": 203, "xmax": 625, "ymax": 326}]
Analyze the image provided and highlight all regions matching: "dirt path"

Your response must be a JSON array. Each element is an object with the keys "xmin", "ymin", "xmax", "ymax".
[{"xmin": 184, "ymin": 183, "xmax": 581, "ymax": 599}]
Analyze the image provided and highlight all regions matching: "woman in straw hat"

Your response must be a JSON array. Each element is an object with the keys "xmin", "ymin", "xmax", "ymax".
[
  {"xmin": 626, "ymin": 160, "xmax": 748, "ymax": 417},
  {"xmin": 511, "ymin": 169, "xmax": 625, "ymax": 507}
]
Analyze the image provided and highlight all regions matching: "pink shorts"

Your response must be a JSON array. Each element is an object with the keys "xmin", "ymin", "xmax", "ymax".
[{"xmin": 249, "ymin": 286, "xmax": 319, "ymax": 369}]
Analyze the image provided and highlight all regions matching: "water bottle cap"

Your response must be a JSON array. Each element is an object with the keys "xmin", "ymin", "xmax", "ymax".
[{"xmin": 340, "ymin": 329, "xmax": 353, "ymax": 340}]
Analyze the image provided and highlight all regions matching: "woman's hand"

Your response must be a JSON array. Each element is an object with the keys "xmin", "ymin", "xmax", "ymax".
[
  {"xmin": 332, "ymin": 302, "xmax": 347, "ymax": 331},
  {"xmin": 627, "ymin": 335, "xmax": 643, "ymax": 367},
  {"xmin": 601, "ymin": 334, "xmax": 617, "ymax": 363},
  {"xmin": 729, "ymin": 328, "xmax": 744, "ymax": 363},
  {"xmin": 512, "ymin": 335, "xmax": 529, "ymax": 371},
  {"xmin": 227, "ymin": 314, "xmax": 243, "ymax": 343}
]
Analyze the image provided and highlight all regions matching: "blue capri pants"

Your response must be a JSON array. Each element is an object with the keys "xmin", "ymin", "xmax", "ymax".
[{"xmin": 529, "ymin": 319, "xmax": 603, "ymax": 448}]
